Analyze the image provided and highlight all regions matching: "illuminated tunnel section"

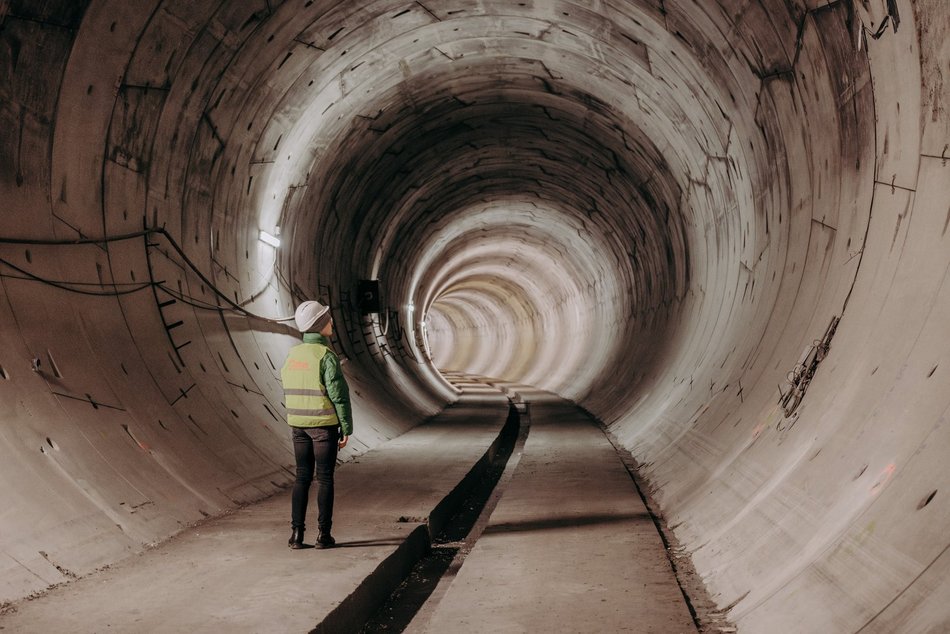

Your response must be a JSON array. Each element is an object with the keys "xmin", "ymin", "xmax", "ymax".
[{"xmin": 0, "ymin": 1, "xmax": 948, "ymax": 632}]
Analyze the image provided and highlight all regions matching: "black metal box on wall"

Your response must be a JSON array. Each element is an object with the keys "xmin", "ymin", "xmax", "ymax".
[{"xmin": 357, "ymin": 279, "xmax": 380, "ymax": 314}]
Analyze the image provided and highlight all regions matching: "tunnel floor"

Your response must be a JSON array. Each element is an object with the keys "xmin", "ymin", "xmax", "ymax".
[{"xmin": 0, "ymin": 379, "xmax": 699, "ymax": 633}]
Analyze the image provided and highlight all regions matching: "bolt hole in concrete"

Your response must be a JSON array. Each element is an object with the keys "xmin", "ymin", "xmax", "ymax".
[{"xmin": 918, "ymin": 490, "xmax": 937, "ymax": 510}]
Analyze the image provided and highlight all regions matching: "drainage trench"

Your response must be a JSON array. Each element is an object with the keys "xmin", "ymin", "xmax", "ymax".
[{"xmin": 359, "ymin": 397, "xmax": 530, "ymax": 633}]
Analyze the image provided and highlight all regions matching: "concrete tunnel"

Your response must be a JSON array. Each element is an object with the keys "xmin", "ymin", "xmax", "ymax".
[{"xmin": 1, "ymin": 0, "xmax": 948, "ymax": 631}]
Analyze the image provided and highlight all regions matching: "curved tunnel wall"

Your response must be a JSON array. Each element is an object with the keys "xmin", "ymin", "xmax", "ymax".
[{"xmin": 1, "ymin": 1, "xmax": 948, "ymax": 631}]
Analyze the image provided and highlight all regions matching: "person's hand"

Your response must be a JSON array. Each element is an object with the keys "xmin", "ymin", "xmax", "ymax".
[{"xmin": 338, "ymin": 435, "xmax": 349, "ymax": 449}]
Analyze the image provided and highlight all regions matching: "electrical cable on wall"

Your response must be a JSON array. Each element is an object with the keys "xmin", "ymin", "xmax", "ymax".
[
  {"xmin": 0, "ymin": 256, "xmax": 156, "ymax": 297},
  {"xmin": 145, "ymin": 227, "xmax": 297, "ymax": 323},
  {"xmin": 0, "ymin": 228, "xmax": 298, "ymax": 324}
]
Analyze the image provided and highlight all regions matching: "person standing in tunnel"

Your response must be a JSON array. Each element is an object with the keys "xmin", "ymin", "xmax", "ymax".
[{"xmin": 282, "ymin": 301, "xmax": 353, "ymax": 549}]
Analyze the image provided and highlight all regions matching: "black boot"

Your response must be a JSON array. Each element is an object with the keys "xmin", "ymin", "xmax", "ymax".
[
  {"xmin": 288, "ymin": 527, "xmax": 305, "ymax": 549},
  {"xmin": 316, "ymin": 531, "xmax": 335, "ymax": 549}
]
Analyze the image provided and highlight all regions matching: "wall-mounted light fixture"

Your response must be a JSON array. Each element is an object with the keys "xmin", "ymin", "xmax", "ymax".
[{"xmin": 259, "ymin": 229, "xmax": 281, "ymax": 248}]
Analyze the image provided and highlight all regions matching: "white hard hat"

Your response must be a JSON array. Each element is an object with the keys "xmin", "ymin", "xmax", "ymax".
[{"xmin": 294, "ymin": 301, "xmax": 331, "ymax": 332}]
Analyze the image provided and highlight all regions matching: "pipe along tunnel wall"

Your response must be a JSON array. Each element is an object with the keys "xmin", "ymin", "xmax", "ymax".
[{"xmin": 0, "ymin": 1, "xmax": 947, "ymax": 631}]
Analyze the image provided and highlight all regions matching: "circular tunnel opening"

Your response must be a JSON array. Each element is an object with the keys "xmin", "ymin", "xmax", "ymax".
[{"xmin": 283, "ymin": 52, "xmax": 691, "ymax": 411}]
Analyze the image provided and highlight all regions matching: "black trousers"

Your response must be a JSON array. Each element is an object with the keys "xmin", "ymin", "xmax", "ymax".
[{"xmin": 291, "ymin": 425, "xmax": 339, "ymax": 532}]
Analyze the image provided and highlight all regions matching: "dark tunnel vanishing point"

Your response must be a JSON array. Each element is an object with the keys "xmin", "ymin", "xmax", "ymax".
[{"xmin": 0, "ymin": 1, "xmax": 948, "ymax": 631}]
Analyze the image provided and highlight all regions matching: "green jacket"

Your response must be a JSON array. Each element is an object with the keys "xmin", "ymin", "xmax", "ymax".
[{"xmin": 281, "ymin": 333, "xmax": 353, "ymax": 436}]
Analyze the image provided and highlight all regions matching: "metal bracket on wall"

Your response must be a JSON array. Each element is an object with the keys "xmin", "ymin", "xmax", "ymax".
[{"xmin": 778, "ymin": 315, "xmax": 840, "ymax": 418}]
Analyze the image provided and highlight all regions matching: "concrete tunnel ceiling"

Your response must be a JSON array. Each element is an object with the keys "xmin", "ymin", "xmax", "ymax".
[{"xmin": 1, "ymin": 0, "xmax": 948, "ymax": 631}]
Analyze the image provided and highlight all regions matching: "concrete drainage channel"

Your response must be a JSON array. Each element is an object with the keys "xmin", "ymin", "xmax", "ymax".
[
  {"xmin": 319, "ymin": 386, "xmax": 723, "ymax": 633},
  {"xmin": 364, "ymin": 396, "xmax": 531, "ymax": 633},
  {"xmin": 314, "ymin": 396, "xmax": 528, "ymax": 634}
]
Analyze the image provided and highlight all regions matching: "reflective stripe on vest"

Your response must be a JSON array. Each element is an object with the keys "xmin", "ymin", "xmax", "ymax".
[
  {"xmin": 281, "ymin": 343, "xmax": 340, "ymax": 428},
  {"xmin": 283, "ymin": 388, "xmax": 329, "ymax": 397}
]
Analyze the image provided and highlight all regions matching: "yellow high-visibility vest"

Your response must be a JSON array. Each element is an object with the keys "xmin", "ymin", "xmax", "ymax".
[{"xmin": 281, "ymin": 343, "xmax": 340, "ymax": 428}]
